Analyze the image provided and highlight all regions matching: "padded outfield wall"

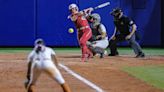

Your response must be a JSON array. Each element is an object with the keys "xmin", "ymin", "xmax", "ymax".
[{"xmin": 0, "ymin": 0, "xmax": 162, "ymax": 47}]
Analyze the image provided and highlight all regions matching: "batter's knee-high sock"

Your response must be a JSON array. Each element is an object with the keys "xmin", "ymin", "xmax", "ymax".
[
  {"xmin": 81, "ymin": 46, "xmax": 88, "ymax": 62},
  {"xmin": 86, "ymin": 47, "xmax": 93, "ymax": 58}
]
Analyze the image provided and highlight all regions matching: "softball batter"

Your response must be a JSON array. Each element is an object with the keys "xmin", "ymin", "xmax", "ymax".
[
  {"xmin": 24, "ymin": 39, "xmax": 71, "ymax": 92},
  {"xmin": 69, "ymin": 3, "xmax": 93, "ymax": 62}
]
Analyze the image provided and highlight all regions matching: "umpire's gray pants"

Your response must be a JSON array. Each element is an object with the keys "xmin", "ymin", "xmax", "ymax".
[{"xmin": 127, "ymin": 34, "xmax": 142, "ymax": 55}]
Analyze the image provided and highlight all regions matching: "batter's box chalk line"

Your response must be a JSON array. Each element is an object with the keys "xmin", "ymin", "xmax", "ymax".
[{"xmin": 59, "ymin": 63, "xmax": 104, "ymax": 92}]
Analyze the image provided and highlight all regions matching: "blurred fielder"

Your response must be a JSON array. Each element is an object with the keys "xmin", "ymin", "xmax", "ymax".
[
  {"xmin": 68, "ymin": 4, "xmax": 93, "ymax": 62},
  {"xmin": 24, "ymin": 39, "xmax": 71, "ymax": 92}
]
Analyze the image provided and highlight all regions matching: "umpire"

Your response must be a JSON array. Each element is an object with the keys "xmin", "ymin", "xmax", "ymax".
[{"xmin": 108, "ymin": 8, "xmax": 145, "ymax": 58}]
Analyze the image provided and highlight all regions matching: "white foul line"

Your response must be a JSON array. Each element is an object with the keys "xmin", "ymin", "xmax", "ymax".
[{"xmin": 59, "ymin": 63, "xmax": 104, "ymax": 92}]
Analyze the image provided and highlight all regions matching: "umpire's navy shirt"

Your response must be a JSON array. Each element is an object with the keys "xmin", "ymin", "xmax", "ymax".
[{"xmin": 114, "ymin": 15, "xmax": 134, "ymax": 36}]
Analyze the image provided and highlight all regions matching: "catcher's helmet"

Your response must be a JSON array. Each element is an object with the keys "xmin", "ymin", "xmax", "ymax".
[{"xmin": 90, "ymin": 13, "xmax": 101, "ymax": 22}]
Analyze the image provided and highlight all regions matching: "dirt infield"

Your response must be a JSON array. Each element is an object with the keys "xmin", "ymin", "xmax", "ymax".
[{"xmin": 0, "ymin": 52, "xmax": 164, "ymax": 92}]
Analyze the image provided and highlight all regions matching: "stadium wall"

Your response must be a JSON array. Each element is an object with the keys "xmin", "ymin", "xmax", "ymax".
[{"xmin": 0, "ymin": 0, "xmax": 162, "ymax": 47}]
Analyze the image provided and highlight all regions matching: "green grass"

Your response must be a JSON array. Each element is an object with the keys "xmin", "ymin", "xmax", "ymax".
[
  {"xmin": 0, "ymin": 48, "xmax": 32, "ymax": 53},
  {"xmin": 0, "ymin": 47, "xmax": 163, "ymax": 55},
  {"xmin": 0, "ymin": 47, "xmax": 81, "ymax": 53},
  {"xmin": 118, "ymin": 48, "xmax": 164, "ymax": 56},
  {"xmin": 123, "ymin": 66, "xmax": 164, "ymax": 90}
]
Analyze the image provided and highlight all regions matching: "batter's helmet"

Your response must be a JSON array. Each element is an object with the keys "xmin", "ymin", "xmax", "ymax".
[{"xmin": 69, "ymin": 3, "xmax": 79, "ymax": 11}]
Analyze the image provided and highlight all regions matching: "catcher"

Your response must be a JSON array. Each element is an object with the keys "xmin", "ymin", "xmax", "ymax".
[
  {"xmin": 87, "ymin": 13, "xmax": 109, "ymax": 58},
  {"xmin": 68, "ymin": 3, "xmax": 93, "ymax": 62},
  {"xmin": 24, "ymin": 39, "xmax": 71, "ymax": 92}
]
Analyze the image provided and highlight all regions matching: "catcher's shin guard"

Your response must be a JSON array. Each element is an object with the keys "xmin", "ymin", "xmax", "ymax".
[
  {"xmin": 92, "ymin": 47, "xmax": 104, "ymax": 58},
  {"xmin": 92, "ymin": 47, "xmax": 104, "ymax": 54}
]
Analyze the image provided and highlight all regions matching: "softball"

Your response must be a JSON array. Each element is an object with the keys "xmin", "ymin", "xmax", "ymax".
[{"xmin": 68, "ymin": 28, "xmax": 74, "ymax": 33}]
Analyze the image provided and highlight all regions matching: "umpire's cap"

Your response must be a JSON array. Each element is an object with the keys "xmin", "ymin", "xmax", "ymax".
[
  {"xmin": 35, "ymin": 38, "xmax": 45, "ymax": 45},
  {"xmin": 110, "ymin": 7, "xmax": 122, "ymax": 16}
]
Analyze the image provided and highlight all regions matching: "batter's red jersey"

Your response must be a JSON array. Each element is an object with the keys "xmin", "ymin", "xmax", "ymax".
[
  {"xmin": 75, "ymin": 15, "xmax": 89, "ymax": 28},
  {"xmin": 73, "ymin": 13, "xmax": 92, "ymax": 39}
]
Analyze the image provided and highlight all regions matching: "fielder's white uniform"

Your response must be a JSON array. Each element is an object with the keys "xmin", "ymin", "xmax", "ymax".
[
  {"xmin": 92, "ymin": 24, "xmax": 109, "ymax": 49},
  {"xmin": 27, "ymin": 47, "xmax": 65, "ymax": 86}
]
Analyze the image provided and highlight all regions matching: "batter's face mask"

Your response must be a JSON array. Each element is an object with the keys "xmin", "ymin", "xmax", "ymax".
[{"xmin": 70, "ymin": 8, "xmax": 78, "ymax": 15}]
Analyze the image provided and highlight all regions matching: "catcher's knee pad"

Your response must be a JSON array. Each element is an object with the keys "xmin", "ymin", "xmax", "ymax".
[{"xmin": 93, "ymin": 47, "xmax": 104, "ymax": 54}]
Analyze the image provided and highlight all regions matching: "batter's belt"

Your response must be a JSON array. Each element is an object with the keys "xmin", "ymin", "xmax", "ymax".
[{"xmin": 77, "ymin": 26, "xmax": 89, "ymax": 31}]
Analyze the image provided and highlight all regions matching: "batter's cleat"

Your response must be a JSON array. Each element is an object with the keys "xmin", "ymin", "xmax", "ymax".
[
  {"xmin": 87, "ymin": 53, "xmax": 93, "ymax": 59},
  {"xmin": 81, "ymin": 58, "xmax": 88, "ymax": 62}
]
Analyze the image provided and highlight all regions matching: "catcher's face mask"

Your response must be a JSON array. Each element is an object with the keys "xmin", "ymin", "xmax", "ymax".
[
  {"xmin": 89, "ymin": 13, "xmax": 101, "ymax": 27},
  {"xmin": 88, "ymin": 16, "xmax": 95, "ymax": 23}
]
